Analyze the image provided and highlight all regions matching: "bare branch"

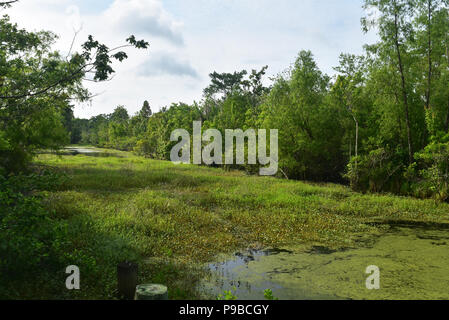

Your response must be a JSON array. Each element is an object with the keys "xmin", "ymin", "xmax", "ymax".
[{"xmin": 66, "ymin": 26, "xmax": 83, "ymax": 61}]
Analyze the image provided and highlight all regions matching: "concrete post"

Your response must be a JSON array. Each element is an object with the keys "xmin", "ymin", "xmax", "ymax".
[{"xmin": 135, "ymin": 284, "xmax": 168, "ymax": 300}]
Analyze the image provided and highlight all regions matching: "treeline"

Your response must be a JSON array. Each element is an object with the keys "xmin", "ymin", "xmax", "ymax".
[
  {"xmin": 2, "ymin": 0, "xmax": 449, "ymax": 201},
  {"xmin": 72, "ymin": 0, "xmax": 449, "ymax": 201},
  {"xmin": 70, "ymin": 101, "xmax": 153, "ymax": 151}
]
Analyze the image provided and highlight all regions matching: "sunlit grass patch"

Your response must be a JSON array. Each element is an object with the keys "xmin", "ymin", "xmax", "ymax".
[{"xmin": 32, "ymin": 151, "xmax": 449, "ymax": 299}]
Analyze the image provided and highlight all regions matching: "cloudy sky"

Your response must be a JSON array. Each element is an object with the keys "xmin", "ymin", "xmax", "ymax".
[{"xmin": 6, "ymin": 0, "xmax": 378, "ymax": 119}]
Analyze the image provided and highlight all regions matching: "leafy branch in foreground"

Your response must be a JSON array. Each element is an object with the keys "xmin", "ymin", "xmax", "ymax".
[
  {"xmin": 0, "ymin": 10, "xmax": 149, "ymax": 173},
  {"xmin": 0, "ymin": 1, "xmax": 18, "ymax": 8}
]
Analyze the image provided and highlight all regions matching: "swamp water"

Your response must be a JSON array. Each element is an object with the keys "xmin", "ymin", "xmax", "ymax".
[
  {"xmin": 47, "ymin": 147, "xmax": 122, "ymax": 158},
  {"xmin": 200, "ymin": 222, "xmax": 449, "ymax": 300}
]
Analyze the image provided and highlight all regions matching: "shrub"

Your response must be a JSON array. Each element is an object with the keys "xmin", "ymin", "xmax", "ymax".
[
  {"xmin": 345, "ymin": 147, "xmax": 405, "ymax": 193},
  {"xmin": 133, "ymin": 139, "xmax": 152, "ymax": 157},
  {"xmin": 414, "ymin": 134, "xmax": 449, "ymax": 201},
  {"xmin": 0, "ymin": 172, "xmax": 67, "ymax": 298}
]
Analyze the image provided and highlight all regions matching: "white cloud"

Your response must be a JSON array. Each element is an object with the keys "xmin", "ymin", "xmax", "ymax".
[
  {"xmin": 4, "ymin": 0, "xmax": 379, "ymax": 119},
  {"xmin": 103, "ymin": 0, "xmax": 184, "ymax": 45},
  {"xmin": 138, "ymin": 52, "xmax": 199, "ymax": 78},
  {"xmin": 65, "ymin": 5, "xmax": 82, "ymax": 31}
]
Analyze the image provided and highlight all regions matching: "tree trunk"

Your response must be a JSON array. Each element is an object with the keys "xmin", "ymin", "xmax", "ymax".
[
  {"xmin": 349, "ymin": 139, "xmax": 352, "ymax": 159},
  {"xmin": 425, "ymin": 0, "xmax": 432, "ymax": 112},
  {"xmin": 355, "ymin": 119, "xmax": 359, "ymax": 159},
  {"xmin": 351, "ymin": 114, "xmax": 359, "ymax": 167},
  {"xmin": 446, "ymin": 43, "xmax": 449, "ymax": 133},
  {"xmin": 394, "ymin": 9, "xmax": 414, "ymax": 164},
  {"xmin": 354, "ymin": 117, "xmax": 359, "ymax": 181},
  {"xmin": 445, "ymin": 96, "xmax": 449, "ymax": 133}
]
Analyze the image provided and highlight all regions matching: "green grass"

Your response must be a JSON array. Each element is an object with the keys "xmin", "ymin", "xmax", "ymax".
[{"xmin": 34, "ymin": 149, "xmax": 449, "ymax": 299}]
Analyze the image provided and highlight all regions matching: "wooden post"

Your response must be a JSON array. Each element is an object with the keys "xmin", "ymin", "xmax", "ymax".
[
  {"xmin": 135, "ymin": 284, "xmax": 168, "ymax": 300},
  {"xmin": 117, "ymin": 261, "xmax": 138, "ymax": 300}
]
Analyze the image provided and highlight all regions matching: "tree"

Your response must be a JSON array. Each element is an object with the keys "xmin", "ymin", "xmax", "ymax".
[
  {"xmin": 333, "ymin": 54, "xmax": 367, "ymax": 180},
  {"xmin": 203, "ymin": 70, "xmax": 248, "ymax": 99},
  {"xmin": 0, "ymin": 1, "xmax": 18, "ymax": 8},
  {"xmin": 363, "ymin": 0, "xmax": 416, "ymax": 164},
  {"xmin": 259, "ymin": 51, "xmax": 345, "ymax": 181},
  {"xmin": 140, "ymin": 100, "xmax": 152, "ymax": 119},
  {"xmin": 0, "ymin": 2, "xmax": 148, "ymax": 172},
  {"xmin": 110, "ymin": 106, "xmax": 129, "ymax": 124},
  {"xmin": 414, "ymin": 0, "xmax": 449, "ymax": 134}
]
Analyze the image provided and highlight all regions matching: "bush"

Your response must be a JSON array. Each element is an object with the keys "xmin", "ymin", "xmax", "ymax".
[
  {"xmin": 0, "ymin": 172, "xmax": 67, "ymax": 298},
  {"xmin": 133, "ymin": 139, "xmax": 152, "ymax": 157},
  {"xmin": 414, "ymin": 134, "xmax": 449, "ymax": 201},
  {"xmin": 0, "ymin": 148, "xmax": 33, "ymax": 175},
  {"xmin": 345, "ymin": 147, "xmax": 405, "ymax": 193}
]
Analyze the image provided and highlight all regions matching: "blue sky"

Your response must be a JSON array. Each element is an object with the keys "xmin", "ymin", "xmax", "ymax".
[{"xmin": 7, "ymin": 0, "xmax": 378, "ymax": 119}]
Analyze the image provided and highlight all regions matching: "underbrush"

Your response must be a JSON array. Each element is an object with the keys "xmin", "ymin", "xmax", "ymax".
[
  {"xmin": 0, "ymin": 168, "xmax": 199, "ymax": 299},
  {"xmin": 0, "ymin": 170, "xmax": 67, "ymax": 298}
]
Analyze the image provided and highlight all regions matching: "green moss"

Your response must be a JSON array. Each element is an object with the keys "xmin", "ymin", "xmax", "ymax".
[{"xmin": 202, "ymin": 225, "xmax": 449, "ymax": 300}]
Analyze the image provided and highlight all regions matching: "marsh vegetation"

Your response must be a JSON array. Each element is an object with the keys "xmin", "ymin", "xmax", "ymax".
[
  {"xmin": 4, "ymin": 148, "xmax": 444, "ymax": 299},
  {"xmin": 2, "ymin": 0, "xmax": 449, "ymax": 300}
]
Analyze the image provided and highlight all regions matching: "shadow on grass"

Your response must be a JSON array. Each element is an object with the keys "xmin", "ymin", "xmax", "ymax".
[
  {"xmin": 57, "ymin": 166, "xmax": 221, "ymax": 193},
  {"xmin": 4, "ymin": 207, "xmax": 202, "ymax": 300}
]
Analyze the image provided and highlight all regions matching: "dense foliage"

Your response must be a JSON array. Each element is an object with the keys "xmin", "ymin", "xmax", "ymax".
[
  {"xmin": 71, "ymin": 0, "xmax": 449, "ymax": 201},
  {"xmin": 1, "ymin": 0, "xmax": 449, "ymax": 299},
  {"xmin": 0, "ymin": 10, "xmax": 148, "ymax": 174},
  {"xmin": 0, "ymin": 2, "xmax": 148, "ymax": 298}
]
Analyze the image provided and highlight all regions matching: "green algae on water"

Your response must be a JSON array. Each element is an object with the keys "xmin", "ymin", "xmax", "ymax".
[{"xmin": 201, "ymin": 224, "xmax": 449, "ymax": 300}]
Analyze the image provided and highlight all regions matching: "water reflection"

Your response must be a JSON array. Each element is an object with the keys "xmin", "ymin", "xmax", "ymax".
[
  {"xmin": 202, "ymin": 248, "xmax": 338, "ymax": 300},
  {"xmin": 41, "ymin": 147, "xmax": 122, "ymax": 158},
  {"xmin": 201, "ymin": 222, "xmax": 449, "ymax": 300}
]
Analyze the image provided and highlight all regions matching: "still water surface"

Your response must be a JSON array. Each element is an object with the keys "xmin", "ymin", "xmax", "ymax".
[{"xmin": 201, "ymin": 222, "xmax": 449, "ymax": 300}]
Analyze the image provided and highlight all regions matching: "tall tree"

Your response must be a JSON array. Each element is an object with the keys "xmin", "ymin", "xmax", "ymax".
[
  {"xmin": 363, "ymin": 0, "xmax": 416, "ymax": 164},
  {"xmin": 203, "ymin": 70, "xmax": 248, "ymax": 99},
  {"xmin": 140, "ymin": 100, "xmax": 152, "ymax": 119},
  {"xmin": 0, "ymin": 2, "xmax": 148, "ymax": 172},
  {"xmin": 334, "ymin": 54, "xmax": 367, "ymax": 176}
]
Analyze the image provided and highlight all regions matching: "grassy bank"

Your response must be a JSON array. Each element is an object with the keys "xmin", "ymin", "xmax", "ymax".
[{"xmin": 29, "ymin": 149, "xmax": 449, "ymax": 299}]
